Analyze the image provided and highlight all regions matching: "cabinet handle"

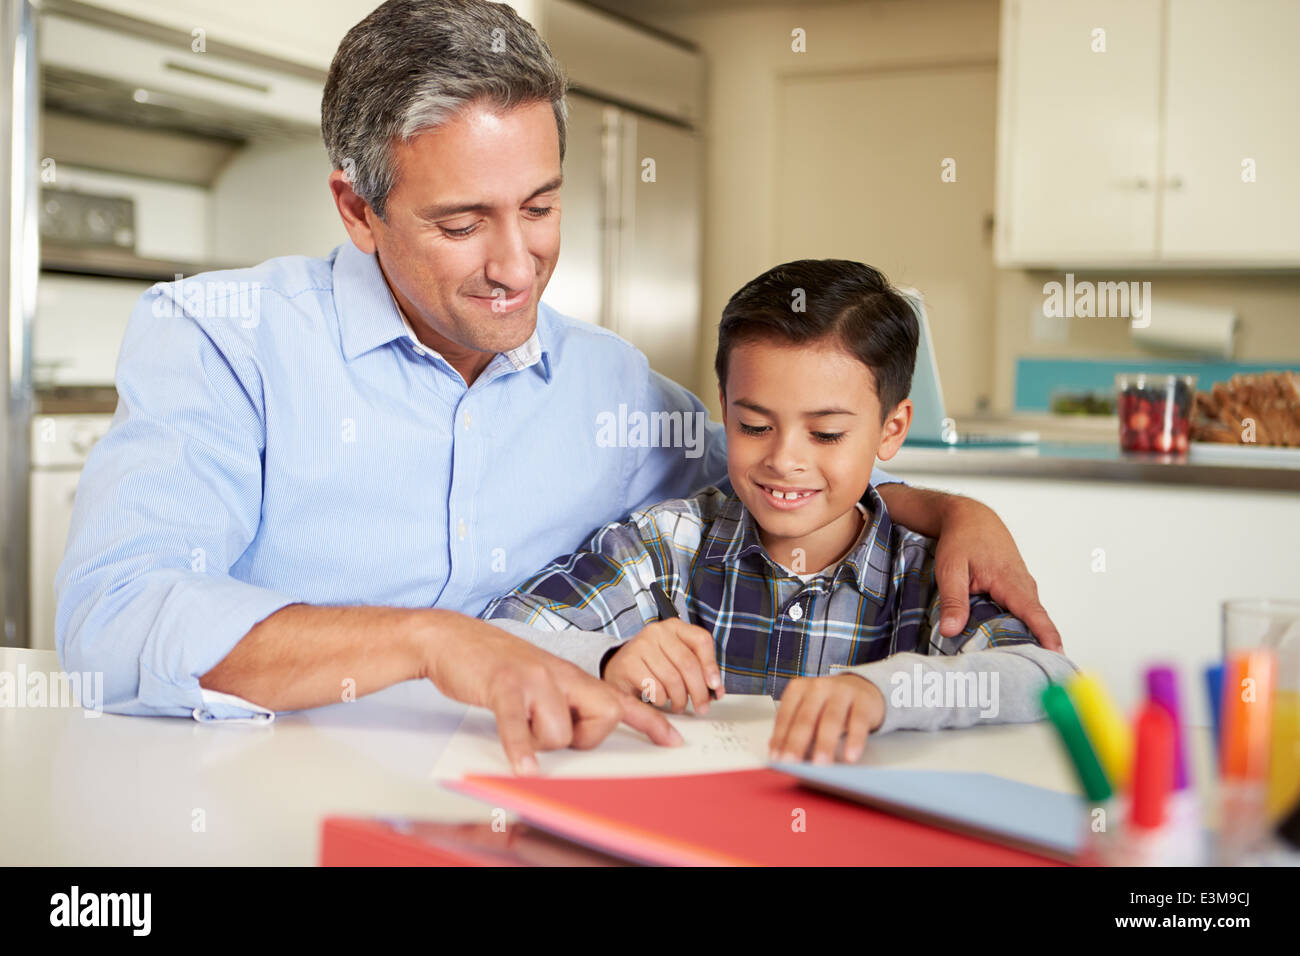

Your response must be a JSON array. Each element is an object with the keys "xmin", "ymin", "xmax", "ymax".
[
  {"xmin": 1165, "ymin": 176, "xmax": 1184, "ymax": 190},
  {"xmin": 1115, "ymin": 177, "xmax": 1151, "ymax": 190}
]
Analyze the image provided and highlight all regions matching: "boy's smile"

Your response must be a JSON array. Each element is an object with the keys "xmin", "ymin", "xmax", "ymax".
[{"xmin": 720, "ymin": 336, "xmax": 911, "ymax": 574}]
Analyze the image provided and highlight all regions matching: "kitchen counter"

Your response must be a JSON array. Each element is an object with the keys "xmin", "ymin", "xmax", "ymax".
[{"xmin": 894, "ymin": 433, "xmax": 1300, "ymax": 492}]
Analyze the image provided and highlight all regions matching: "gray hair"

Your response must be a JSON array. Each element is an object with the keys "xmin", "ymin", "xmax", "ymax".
[{"xmin": 322, "ymin": 0, "xmax": 569, "ymax": 220}]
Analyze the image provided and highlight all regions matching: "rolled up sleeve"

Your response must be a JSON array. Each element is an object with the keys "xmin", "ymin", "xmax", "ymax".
[{"xmin": 55, "ymin": 285, "xmax": 296, "ymax": 721}]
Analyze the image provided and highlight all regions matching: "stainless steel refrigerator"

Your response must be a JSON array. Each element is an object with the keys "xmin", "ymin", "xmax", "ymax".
[
  {"xmin": 0, "ymin": 0, "xmax": 37, "ymax": 649},
  {"xmin": 543, "ymin": 89, "xmax": 703, "ymax": 393}
]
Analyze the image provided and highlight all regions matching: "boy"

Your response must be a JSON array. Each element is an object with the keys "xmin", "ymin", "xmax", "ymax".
[{"xmin": 483, "ymin": 259, "xmax": 1076, "ymax": 763}]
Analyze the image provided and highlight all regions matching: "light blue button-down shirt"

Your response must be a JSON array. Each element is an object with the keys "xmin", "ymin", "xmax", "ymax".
[{"xmin": 55, "ymin": 240, "xmax": 897, "ymax": 721}]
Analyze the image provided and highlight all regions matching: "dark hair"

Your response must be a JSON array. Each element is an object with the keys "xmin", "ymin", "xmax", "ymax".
[{"xmin": 714, "ymin": 259, "xmax": 919, "ymax": 419}]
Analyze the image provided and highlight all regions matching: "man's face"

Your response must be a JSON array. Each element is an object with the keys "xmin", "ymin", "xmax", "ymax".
[
  {"xmin": 719, "ymin": 336, "xmax": 910, "ymax": 558},
  {"xmin": 345, "ymin": 99, "xmax": 563, "ymax": 364}
]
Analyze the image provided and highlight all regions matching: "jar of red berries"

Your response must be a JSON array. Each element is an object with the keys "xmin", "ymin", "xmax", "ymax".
[{"xmin": 1115, "ymin": 373, "xmax": 1197, "ymax": 454}]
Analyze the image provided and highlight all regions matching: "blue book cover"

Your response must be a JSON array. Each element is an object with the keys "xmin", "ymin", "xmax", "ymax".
[{"xmin": 773, "ymin": 763, "xmax": 1085, "ymax": 859}]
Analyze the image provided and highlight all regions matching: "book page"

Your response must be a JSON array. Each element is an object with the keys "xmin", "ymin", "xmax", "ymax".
[{"xmin": 431, "ymin": 694, "xmax": 778, "ymax": 780}]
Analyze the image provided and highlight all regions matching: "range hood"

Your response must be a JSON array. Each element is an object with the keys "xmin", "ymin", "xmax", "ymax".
[{"xmin": 39, "ymin": 10, "xmax": 324, "ymax": 143}]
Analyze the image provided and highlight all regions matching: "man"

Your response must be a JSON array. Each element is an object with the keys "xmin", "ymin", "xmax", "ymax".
[{"xmin": 56, "ymin": 0, "xmax": 1060, "ymax": 775}]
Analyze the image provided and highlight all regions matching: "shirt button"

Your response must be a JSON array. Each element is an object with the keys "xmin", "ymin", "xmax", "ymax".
[
  {"xmin": 464, "ymin": 412, "xmax": 473, "ymax": 429},
  {"xmin": 457, "ymin": 519, "xmax": 467, "ymax": 541},
  {"xmin": 412, "ymin": 342, "xmax": 426, "ymax": 355},
  {"xmin": 788, "ymin": 603, "xmax": 803, "ymax": 621}
]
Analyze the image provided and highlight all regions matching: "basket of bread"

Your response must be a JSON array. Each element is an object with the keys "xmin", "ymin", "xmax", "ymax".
[{"xmin": 1190, "ymin": 371, "xmax": 1300, "ymax": 447}]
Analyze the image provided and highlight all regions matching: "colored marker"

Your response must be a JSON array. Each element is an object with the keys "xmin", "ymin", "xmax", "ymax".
[
  {"xmin": 1067, "ymin": 672, "xmax": 1133, "ymax": 791},
  {"xmin": 1205, "ymin": 663, "xmax": 1224, "ymax": 759},
  {"xmin": 1145, "ymin": 666, "xmax": 1189, "ymax": 791},
  {"xmin": 1216, "ymin": 649, "xmax": 1276, "ymax": 864},
  {"xmin": 1041, "ymin": 683, "xmax": 1111, "ymax": 802},
  {"xmin": 1221, "ymin": 649, "xmax": 1275, "ymax": 781},
  {"xmin": 1130, "ymin": 701, "xmax": 1175, "ymax": 829}
]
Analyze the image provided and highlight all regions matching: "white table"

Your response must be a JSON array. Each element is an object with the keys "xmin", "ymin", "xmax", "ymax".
[{"xmin": 0, "ymin": 647, "xmax": 1109, "ymax": 865}]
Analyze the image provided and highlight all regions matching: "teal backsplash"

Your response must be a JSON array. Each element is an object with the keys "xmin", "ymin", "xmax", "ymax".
[{"xmin": 1014, "ymin": 358, "xmax": 1300, "ymax": 412}]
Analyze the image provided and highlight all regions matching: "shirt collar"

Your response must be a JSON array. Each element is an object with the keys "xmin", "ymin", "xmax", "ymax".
[
  {"xmin": 332, "ymin": 241, "xmax": 552, "ymax": 382},
  {"xmin": 698, "ymin": 483, "xmax": 895, "ymax": 603}
]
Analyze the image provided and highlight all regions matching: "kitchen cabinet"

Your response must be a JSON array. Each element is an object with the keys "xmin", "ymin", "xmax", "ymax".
[
  {"xmin": 888, "ymin": 461, "xmax": 1300, "ymax": 724},
  {"xmin": 60, "ymin": 0, "xmax": 385, "ymax": 71},
  {"xmin": 1160, "ymin": 0, "xmax": 1300, "ymax": 263},
  {"xmin": 996, "ymin": 0, "xmax": 1300, "ymax": 268}
]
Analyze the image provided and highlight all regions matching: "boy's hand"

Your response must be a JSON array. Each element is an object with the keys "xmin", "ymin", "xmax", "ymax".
[
  {"xmin": 603, "ymin": 620, "xmax": 724, "ymax": 715},
  {"xmin": 769, "ymin": 674, "xmax": 885, "ymax": 764}
]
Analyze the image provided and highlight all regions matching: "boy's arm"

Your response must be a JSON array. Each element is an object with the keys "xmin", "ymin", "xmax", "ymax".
[
  {"xmin": 844, "ymin": 592, "xmax": 1077, "ymax": 734},
  {"xmin": 481, "ymin": 520, "xmax": 664, "ymax": 677}
]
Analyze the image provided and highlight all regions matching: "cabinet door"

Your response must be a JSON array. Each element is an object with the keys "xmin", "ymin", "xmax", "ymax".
[
  {"xmin": 997, "ymin": 0, "xmax": 1162, "ymax": 264},
  {"xmin": 1161, "ymin": 0, "xmax": 1300, "ymax": 263}
]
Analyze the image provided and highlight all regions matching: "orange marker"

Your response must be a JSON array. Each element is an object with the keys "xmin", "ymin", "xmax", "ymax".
[{"xmin": 1220, "ymin": 649, "xmax": 1275, "ymax": 781}]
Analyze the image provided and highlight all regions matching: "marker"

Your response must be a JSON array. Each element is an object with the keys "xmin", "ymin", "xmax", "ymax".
[
  {"xmin": 1041, "ymin": 684, "xmax": 1111, "ymax": 801},
  {"xmin": 648, "ymin": 579, "xmax": 718, "ymax": 701},
  {"xmin": 1216, "ymin": 649, "xmax": 1275, "ymax": 864},
  {"xmin": 1221, "ymin": 649, "xmax": 1274, "ymax": 782},
  {"xmin": 1042, "ymin": 683, "xmax": 1116, "ymax": 864},
  {"xmin": 1145, "ymin": 666, "xmax": 1189, "ymax": 791},
  {"xmin": 1067, "ymin": 672, "xmax": 1132, "ymax": 790},
  {"xmin": 1130, "ymin": 701, "xmax": 1175, "ymax": 829},
  {"xmin": 1204, "ymin": 663, "xmax": 1224, "ymax": 760}
]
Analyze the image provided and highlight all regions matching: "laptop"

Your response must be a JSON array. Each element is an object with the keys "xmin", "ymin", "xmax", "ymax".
[{"xmin": 897, "ymin": 287, "xmax": 1039, "ymax": 447}]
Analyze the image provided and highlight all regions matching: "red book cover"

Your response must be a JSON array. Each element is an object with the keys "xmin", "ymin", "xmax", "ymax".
[
  {"xmin": 319, "ymin": 817, "xmax": 627, "ymax": 867},
  {"xmin": 447, "ymin": 768, "xmax": 1069, "ymax": 866}
]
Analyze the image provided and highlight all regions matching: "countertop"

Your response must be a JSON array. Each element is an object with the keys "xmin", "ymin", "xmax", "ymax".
[{"xmin": 895, "ymin": 414, "xmax": 1300, "ymax": 491}]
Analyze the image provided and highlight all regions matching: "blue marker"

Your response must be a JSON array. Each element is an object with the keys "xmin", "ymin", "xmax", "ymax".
[{"xmin": 1205, "ymin": 663, "xmax": 1225, "ymax": 759}]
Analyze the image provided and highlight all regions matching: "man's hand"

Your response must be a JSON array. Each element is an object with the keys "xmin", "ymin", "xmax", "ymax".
[
  {"xmin": 421, "ymin": 611, "xmax": 683, "ymax": 775},
  {"xmin": 876, "ymin": 484, "xmax": 1062, "ymax": 650},
  {"xmin": 931, "ymin": 496, "xmax": 1062, "ymax": 650},
  {"xmin": 603, "ymin": 620, "xmax": 724, "ymax": 715},
  {"xmin": 769, "ymin": 674, "xmax": 885, "ymax": 764}
]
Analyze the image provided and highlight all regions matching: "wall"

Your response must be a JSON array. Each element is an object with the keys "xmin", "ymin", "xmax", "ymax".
[{"xmin": 640, "ymin": 0, "xmax": 1300, "ymax": 416}]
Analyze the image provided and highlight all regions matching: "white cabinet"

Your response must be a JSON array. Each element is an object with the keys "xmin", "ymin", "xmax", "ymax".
[
  {"xmin": 1161, "ymin": 0, "xmax": 1300, "ymax": 263},
  {"xmin": 997, "ymin": 0, "xmax": 1162, "ymax": 264},
  {"xmin": 996, "ymin": 0, "xmax": 1300, "ymax": 268},
  {"xmin": 65, "ymin": 0, "xmax": 385, "ymax": 71}
]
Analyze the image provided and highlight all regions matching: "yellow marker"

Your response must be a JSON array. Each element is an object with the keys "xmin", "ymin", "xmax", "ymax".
[
  {"xmin": 1067, "ymin": 672, "xmax": 1133, "ymax": 790},
  {"xmin": 1269, "ymin": 690, "xmax": 1300, "ymax": 819}
]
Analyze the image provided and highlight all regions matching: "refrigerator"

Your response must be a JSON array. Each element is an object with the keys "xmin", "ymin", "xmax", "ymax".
[
  {"xmin": 544, "ymin": 90, "xmax": 703, "ymax": 393},
  {"xmin": 0, "ymin": 0, "xmax": 37, "ymax": 649}
]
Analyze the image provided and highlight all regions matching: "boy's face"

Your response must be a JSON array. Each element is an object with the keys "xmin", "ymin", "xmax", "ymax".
[{"xmin": 719, "ymin": 336, "xmax": 911, "ymax": 557}]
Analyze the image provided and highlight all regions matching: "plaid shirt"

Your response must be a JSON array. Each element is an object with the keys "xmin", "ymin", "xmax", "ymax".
[{"xmin": 481, "ymin": 484, "xmax": 1039, "ymax": 698}]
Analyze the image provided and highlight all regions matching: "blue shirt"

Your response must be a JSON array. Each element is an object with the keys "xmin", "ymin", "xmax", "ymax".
[{"xmin": 55, "ymin": 241, "xmax": 897, "ymax": 721}]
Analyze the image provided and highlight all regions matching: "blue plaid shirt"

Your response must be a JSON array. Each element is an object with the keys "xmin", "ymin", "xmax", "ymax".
[{"xmin": 482, "ymin": 484, "xmax": 1040, "ymax": 698}]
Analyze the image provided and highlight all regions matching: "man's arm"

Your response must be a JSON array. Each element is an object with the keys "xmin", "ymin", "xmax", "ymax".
[
  {"xmin": 55, "ymin": 283, "xmax": 678, "ymax": 767},
  {"xmin": 875, "ymin": 483, "xmax": 1063, "ymax": 650},
  {"xmin": 56, "ymin": 285, "xmax": 298, "ymax": 719},
  {"xmin": 200, "ymin": 604, "xmax": 681, "ymax": 773}
]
